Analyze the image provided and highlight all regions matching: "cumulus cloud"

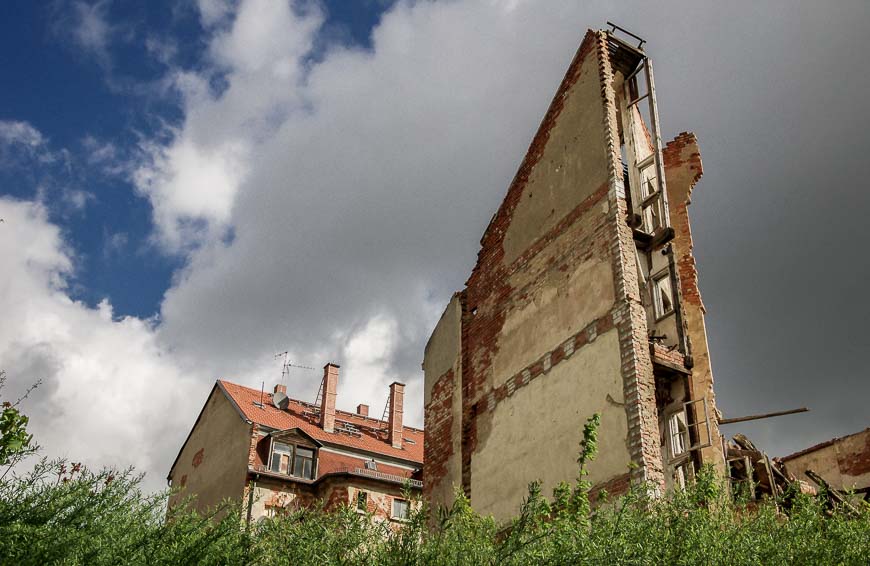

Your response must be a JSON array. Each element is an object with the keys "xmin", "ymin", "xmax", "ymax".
[
  {"xmin": 143, "ymin": 0, "xmax": 590, "ymax": 396},
  {"xmin": 0, "ymin": 198, "xmax": 202, "ymax": 491}
]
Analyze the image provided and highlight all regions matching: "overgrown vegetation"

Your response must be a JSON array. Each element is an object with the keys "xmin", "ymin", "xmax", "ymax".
[{"xmin": 1, "ymin": 397, "xmax": 868, "ymax": 565}]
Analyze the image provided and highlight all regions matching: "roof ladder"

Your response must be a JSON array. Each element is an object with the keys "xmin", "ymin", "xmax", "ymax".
[
  {"xmin": 380, "ymin": 396, "xmax": 390, "ymax": 433},
  {"xmin": 312, "ymin": 377, "xmax": 324, "ymax": 410}
]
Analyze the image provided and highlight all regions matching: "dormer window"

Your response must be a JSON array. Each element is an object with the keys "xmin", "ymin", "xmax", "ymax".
[{"xmin": 269, "ymin": 441, "xmax": 315, "ymax": 480}]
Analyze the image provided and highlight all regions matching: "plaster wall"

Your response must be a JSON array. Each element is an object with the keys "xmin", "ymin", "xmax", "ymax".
[
  {"xmin": 168, "ymin": 389, "xmax": 251, "ymax": 514},
  {"xmin": 501, "ymin": 38, "xmax": 609, "ymax": 266},
  {"xmin": 470, "ymin": 331, "xmax": 630, "ymax": 521},
  {"xmin": 422, "ymin": 295, "xmax": 464, "ymax": 508},
  {"xmin": 784, "ymin": 429, "xmax": 870, "ymax": 493}
]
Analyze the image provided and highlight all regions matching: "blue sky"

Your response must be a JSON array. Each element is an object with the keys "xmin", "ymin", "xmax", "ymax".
[
  {"xmin": 1, "ymin": 0, "xmax": 868, "ymax": 492},
  {"xmin": 0, "ymin": 1, "xmax": 393, "ymax": 319}
]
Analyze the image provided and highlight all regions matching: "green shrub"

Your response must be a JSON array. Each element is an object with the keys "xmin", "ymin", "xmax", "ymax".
[{"xmin": 1, "ymin": 414, "xmax": 867, "ymax": 565}]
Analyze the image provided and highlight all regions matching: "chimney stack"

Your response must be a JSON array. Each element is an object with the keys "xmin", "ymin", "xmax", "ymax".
[
  {"xmin": 320, "ymin": 363, "xmax": 339, "ymax": 433},
  {"xmin": 357, "ymin": 404, "xmax": 369, "ymax": 417},
  {"xmin": 388, "ymin": 382, "xmax": 405, "ymax": 449},
  {"xmin": 274, "ymin": 384, "xmax": 287, "ymax": 395}
]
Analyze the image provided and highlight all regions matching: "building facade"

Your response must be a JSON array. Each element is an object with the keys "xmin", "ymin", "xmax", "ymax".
[
  {"xmin": 168, "ymin": 364, "xmax": 423, "ymax": 524},
  {"xmin": 423, "ymin": 27, "xmax": 726, "ymax": 522}
]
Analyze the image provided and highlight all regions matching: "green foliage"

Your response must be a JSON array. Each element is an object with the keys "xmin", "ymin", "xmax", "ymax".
[
  {"xmin": 0, "ymin": 371, "xmax": 36, "ymax": 468},
  {"xmin": 1, "ymin": 413, "xmax": 869, "ymax": 564}
]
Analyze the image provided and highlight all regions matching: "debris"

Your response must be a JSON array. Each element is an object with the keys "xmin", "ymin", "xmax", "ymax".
[{"xmin": 726, "ymin": 433, "xmax": 816, "ymax": 510}]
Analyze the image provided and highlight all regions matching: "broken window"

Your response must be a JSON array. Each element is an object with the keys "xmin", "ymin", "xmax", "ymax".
[
  {"xmin": 652, "ymin": 269, "xmax": 674, "ymax": 319},
  {"xmin": 638, "ymin": 159, "xmax": 664, "ymax": 234},
  {"xmin": 668, "ymin": 411, "xmax": 689, "ymax": 460},
  {"xmin": 269, "ymin": 442, "xmax": 292, "ymax": 475},
  {"xmin": 666, "ymin": 399, "xmax": 714, "ymax": 463},
  {"xmin": 666, "ymin": 409, "xmax": 697, "ymax": 491},
  {"xmin": 356, "ymin": 491, "xmax": 368, "ymax": 512},
  {"xmin": 391, "ymin": 498, "xmax": 410, "ymax": 520}
]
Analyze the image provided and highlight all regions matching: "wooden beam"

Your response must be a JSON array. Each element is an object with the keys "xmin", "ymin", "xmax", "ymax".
[{"xmin": 719, "ymin": 407, "xmax": 809, "ymax": 425}]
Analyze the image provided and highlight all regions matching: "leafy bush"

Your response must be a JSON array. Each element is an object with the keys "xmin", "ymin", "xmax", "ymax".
[{"xmin": 0, "ymin": 413, "xmax": 867, "ymax": 565}]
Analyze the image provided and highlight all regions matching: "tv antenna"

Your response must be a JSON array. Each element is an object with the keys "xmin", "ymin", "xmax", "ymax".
[{"xmin": 275, "ymin": 351, "xmax": 316, "ymax": 382}]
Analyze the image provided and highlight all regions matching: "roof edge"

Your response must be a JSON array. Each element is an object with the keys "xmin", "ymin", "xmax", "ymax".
[{"xmin": 781, "ymin": 427, "xmax": 870, "ymax": 462}]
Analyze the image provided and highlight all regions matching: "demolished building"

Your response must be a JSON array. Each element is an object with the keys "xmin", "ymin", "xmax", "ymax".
[
  {"xmin": 781, "ymin": 427, "xmax": 870, "ymax": 503},
  {"xmin": 423, "ymin": 26, "xmax": 726, "ymax": 522}
]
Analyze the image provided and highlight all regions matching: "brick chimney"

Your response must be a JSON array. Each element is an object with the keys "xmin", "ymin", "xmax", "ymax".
[
  {"xmin": 320, "ymin": 363, "xmax": 339, "ymax": 433},
  {"xmin": 357, "ymin": 404, "xmax": 369, "ymax": 417},
  {"xmin": 274, "ymin": 384, "xmax": 287, "ymax": 395},
  {"xmin": 387, "ymin": 382, "xmax": 405, "ymax": 449}
]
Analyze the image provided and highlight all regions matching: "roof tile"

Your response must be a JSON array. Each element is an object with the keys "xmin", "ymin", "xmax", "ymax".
[{"xmin": 220, "ymin": 380, "xmax": 423, "ymax": 465}]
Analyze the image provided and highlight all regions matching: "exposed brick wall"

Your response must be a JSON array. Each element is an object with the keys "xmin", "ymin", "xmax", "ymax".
[
  {"xmin": 423, "ymin": 29, "xmax": 721, "ymax": 514},
  {"xmin": 248, "ymin": 424, "xmax": 261, "ymax": 468},
  {"xmin": 423, "ymin": 369, "xmax": 454, "ymax": 500},
  {"xmin": 664, "ymin": 132, "xmax": 726, "ymax": 476},
  {"xmin": 597, "ymin": 31, "xmax": 665, "ymax": 491},
  {"xmin": 589, "ymin": 472, "xmax": 631, "ymax": 502},
  {"xmin": 840, "ymin": 440, "xmax": 870, "ymax": 477},
  {"xmin": 663, "ymin": 132, "xmax": 705, "ymax": 311}
]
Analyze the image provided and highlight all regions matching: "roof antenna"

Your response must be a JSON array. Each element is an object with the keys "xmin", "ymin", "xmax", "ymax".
[
  {"xmin": 254, "ymin": 381, "xmax": 265, "ymax": 408},
  {"xmin": 275, "ymin": 352, "xmax": 316, "ymax": 382}
]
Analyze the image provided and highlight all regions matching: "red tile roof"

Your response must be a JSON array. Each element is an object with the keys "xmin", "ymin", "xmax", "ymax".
[{"xmin": 219, "ymin": 380, "xmax": 423, "ymax": 465}]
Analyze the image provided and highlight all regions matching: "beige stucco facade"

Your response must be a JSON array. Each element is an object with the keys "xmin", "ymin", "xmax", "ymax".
[
  {"xmin": 167, "ymin": 387, "xmax": 251, "ymax": 515},
  {"xmin": 423, "ymin": 29, "xmax": 725, "ymax": 524},
  {"xmin": 782, "ymin": 428, "xmax": 870, "ymax": 496}
]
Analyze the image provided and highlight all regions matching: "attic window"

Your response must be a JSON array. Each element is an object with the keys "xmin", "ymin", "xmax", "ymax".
[
  {"xmin": 269, "ymin": 441, "xmax": 315, "ymax": 480},
  {"xmin": 364, "ymin": 459, "xmax": 377, "ymax": 471}
]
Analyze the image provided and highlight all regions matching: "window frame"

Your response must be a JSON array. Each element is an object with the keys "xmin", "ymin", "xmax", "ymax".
[
  {"xmin": 356, "ymin": 491, "xmax": 368, "ymax": 513},
  {"xmin": 391, "ymin": 498, "xmax": 410, "ymax": 521},
  {"xmin": 269, "ymin": 441, "xmax": 293, "ymax": 475},
  {"xmin": 651, "ymin": 268, "xmax": 675, "ymax": 321},
  {"xmin": 268, "ymin": 439, "xmax": 317, "ymax": 480}
]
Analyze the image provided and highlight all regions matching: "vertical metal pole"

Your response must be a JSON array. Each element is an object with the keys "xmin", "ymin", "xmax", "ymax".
[
  {"xmin": 644, "ymin": 59, "xmax": 671, "ymax": 228},
  {"xmin": 621, "ymin": 71, "xmax": 641, "ymax": 220}
]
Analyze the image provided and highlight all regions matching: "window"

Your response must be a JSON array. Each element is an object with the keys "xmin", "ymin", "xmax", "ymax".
[
  {"xmin": 293, "ymin": 447, "xmax": 315, "ymax": 480},
  {"xmin": 652, "ymin": 270, "xmax": 674, "ymax": 319},
  {"xmin": 269, "ymin": 440, "xmax": 315, "ymax": 479},
  {"xmin": 638, "ymin": 160, "xmax": 664, "ymax": 234},
  {"xmin": 364, "ymin": 459, "xmax": 377, "ymax": 471},
  {"xmin": 356, "ymin": 491, "xmax": 368, "ymax": 512},
  {"xmin": 269, "ymin": 442, "xmax": 292, "ymax": 474},
  {"xmin": 668, "ymin": 411, "xmax": 689, "ymax": 460},
  {"xmin": 391, "ymin": 498, "xmax": 410, "ymax": 521}
]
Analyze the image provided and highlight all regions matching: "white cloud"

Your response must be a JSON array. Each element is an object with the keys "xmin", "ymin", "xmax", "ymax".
[
  {"xmin": 133, "ymin": 0, "xmax": 323, "ymax": 250},
  {"xmin": 0, "ymin": 198, "xmax": 204, "ymax": 491},
  {"xmin": 0, "ymin": 120, "xmax": 45, "ymax": 149},
  {"xmin": 146, "ymin": 0, "xmax": 592, "ymax": 395},
  {"xmin": 71, "ymin": 1, "xmax": 112, "ymax": 64},
  {"xmin": 5, "ymin": 0, "xmax": 615, "ymax": 489}
]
